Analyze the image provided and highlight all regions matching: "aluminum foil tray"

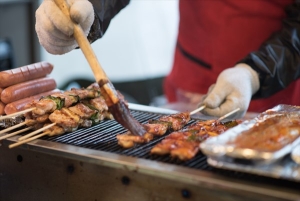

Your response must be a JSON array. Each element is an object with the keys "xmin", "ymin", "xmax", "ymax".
[
  {"xmin": 200, "ymin": 104, "xmax": 300, "ymax": 164},
  {"xmin": 292, "ymin": 145, "xmax": 300, "ymax": 165},
  {"xmin": 207, "ymin": 156, "xmax": 300, "ymax": 182}
]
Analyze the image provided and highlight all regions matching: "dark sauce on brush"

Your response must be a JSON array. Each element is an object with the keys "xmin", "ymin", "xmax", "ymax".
[{"xmin": 109, "ymin": 100, "xmax": 147, "ymax": 137}]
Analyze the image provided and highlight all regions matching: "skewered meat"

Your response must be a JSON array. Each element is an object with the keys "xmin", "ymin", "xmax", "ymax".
[
  {"xmin": 44, "ymin": 98, "xmax": 112, "ymax": 133},
  {"xmin": 143, "ymin": 122, "xmax": 169, "ymax": 136},
  {"xmin": 168, "ymin": 140, "xmax": 199, "ymax": 161},
  {"xmin": 81, "ymin": 96, "xmax": 113, "ymax": 121},
  {"xmin": 157, "ymin": 112, "xmax": 190, "ymax": 130},
  {"xmin": 4, "ymin": 89, "xmax": 61, "ymax": 115},
  {"xmin": 20, "ymin": 85, "xmax": 113, "ymax": 137},
  {"xmin": 116, "ymin": 131, "xmax": 153, "ymax": 148},
  {"xmin": 29, "ymin": 86, "xmax": 101, "ymax": 116},
  {"xmin": 44, "ymin": 124, "xmax": 65, "ymax": 136},
  {"xmin": 69, "ymin": 103, "xmax": 96, "ymax": 119},
  {"xmin": 150, "ymin": 119, "xmax": 240, "ymax": 160},
  {"xmin": 49, "ymin": 109, "xmax": 80, "ymax": 132},
  {"xmin": 35, "ymin": 114, "xmax": 49, "ymax": 123},
  {"xmin": 2, "ymin": 84, "xmax": 117, "ymax": 150},
  {"xmin": 33, "ymin": 99, "xmax": 58, "ymax": 116},
  {"xmin": 116, "ymin": 112, "xmax": 191, "ymax": 148},
  {"xmin": 51, "ymin": 93, "xmax": 79, "ymax": 107},
  {"xmin": 64, "ymin": 87, "xmax": 100, "ymax": 100},
  {"xmin": 85, "ymin": 96, "xmax": 107, "ymax": 112},
  {"xmin": 80, "ymin": 119, "xmax": 93, "ymax": 128}
]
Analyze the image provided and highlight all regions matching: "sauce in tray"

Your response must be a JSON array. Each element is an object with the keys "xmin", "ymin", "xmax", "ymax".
[{"xmin": 228, "ymin": 114, "xmax": 300, "ymax": 152}]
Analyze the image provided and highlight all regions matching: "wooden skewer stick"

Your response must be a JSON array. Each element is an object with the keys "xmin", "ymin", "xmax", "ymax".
[
  {"xmin": 9, "ymin": 123, "xmax": 56, "ymax": 149},
  {"xmin": 189, "ymin": 105, "xmax": 206, "ymax": 115},
  {"xmin": 0, "ymin": 126, "xmax": 33, "ymax": 141},
  {"xmin": 9, "ymin": 131, "xmax": 50, "ymax": 149},
  {"xmin": 18, "ymin": 123, "xmax": 56, "ymax": 141},
  {"xmin": 218, "ymin": 108, "xmax": 241, "ymax": 121},
  {"xmin": 0, "ymin": 121, "xmax": 27, "ymax": 135},
  {"xmin": 0, "ymin": 108, "xmax": 35, "ymax": 121}
]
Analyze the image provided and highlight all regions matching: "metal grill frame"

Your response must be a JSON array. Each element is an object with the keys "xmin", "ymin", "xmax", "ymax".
[{"xmin": 2, "ymin": 103, "xmax": 300, "ymax": 200}]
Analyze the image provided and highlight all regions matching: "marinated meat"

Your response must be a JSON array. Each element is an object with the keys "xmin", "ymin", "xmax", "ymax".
[{"xmin": 230, "ymin": 114, "xmax": 300, "ymax": 152}]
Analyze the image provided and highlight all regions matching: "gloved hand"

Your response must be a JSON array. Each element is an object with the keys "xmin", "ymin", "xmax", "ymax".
[
  {"xmin": 35, "ymin": 0, "xmax": 94, "ymax": 55},
  {"xmin": 199, "ymin": 63, "xmax": 260, "ymax": 119}
]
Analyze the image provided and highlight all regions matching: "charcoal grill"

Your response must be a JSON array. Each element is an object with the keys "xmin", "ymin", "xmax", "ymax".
[{"xmin": 0, "ymin": 104, "xmax": 299, "ymax": 201}]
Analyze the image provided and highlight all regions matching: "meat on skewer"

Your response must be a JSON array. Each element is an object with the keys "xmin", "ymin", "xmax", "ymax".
[
  {"xmin": 152, "ymin": 138, "xmax": 200, "ymax": 160},
  {"xmin": 34, "ymin": 97, "xmax": 113, "ymax": 133},
  {"xmin": 19, "ymin": 86, "xmax": 112, "ymax": 134},
  {"xmin": 116, "ymin": 111, "xmax": 192, "ymax": 148},
  {"xmin": 48, "ymin": 101, "xmax": 110, "ymax": 132},
  {"xmin": 0, "ymin": 84, "xmax": 115, "ymax": 144},
  {"xmin": 8, "ymin": 96, "xmax": 114, "ymax": 147},
  {"xmin": 116, "ymin": 106, "xmax": 208, "ymax": 148},
  {"xmin": 150, "ymin": 119, "xmax": 240, "ymax": 160},
  {"xmin": 30, "ymin": 86, "xmax": 101, "ymax": 116}
]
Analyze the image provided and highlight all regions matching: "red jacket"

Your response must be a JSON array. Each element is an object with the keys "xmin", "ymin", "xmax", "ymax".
[{"xmin": 164, "ymin": 0, "xmax": 299, "ymax": 113}]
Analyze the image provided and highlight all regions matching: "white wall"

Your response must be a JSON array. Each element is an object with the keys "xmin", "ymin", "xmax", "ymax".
[{"xmin": 41, "ymin": 0, "xmax": 179, "ymax": 88}]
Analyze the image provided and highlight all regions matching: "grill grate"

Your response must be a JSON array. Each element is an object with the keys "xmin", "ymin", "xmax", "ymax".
[{"xmin": 38, "ymin": 110, "xmax": 300, "ymax": 190}]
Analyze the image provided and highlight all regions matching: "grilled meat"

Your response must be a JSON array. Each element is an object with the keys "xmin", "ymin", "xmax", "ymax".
[
  {"xmin": 33, "ymin": 98, "xmax": 57, "ymax": 116},
  {"xmin": 69, "ymin": 103, "xmax": 97, "ymax": 119},
  {"xmin": 65, "ymin": 87, "xmax": 100, "ymax": 100},
  {"xmin": 116, "ymin": 112, "xmax": 191, "ymax": 148},
  {"xmin": 49, "ymin": 109, "xmax": 80, "ymax": 132},
  {"xmin": 35, "ymin": 114, "xmax": 49, "ymax": 123},
  {"xmin": 22, "ymin": 85, "xmax": 113, "ymax": 138},
  {"xmin": 230, "ymin": 114, "xmax": 300, "ymax": 152},
  {"xmin": 150, "ymin": 119, "xmax": 240, "ymax": 160},
  {"xmin": 157, "ymin": 112, "xmax": 190, "ymax": 130},
  {"xmin": 43, "ymin": 124, "xmax": 65, "ymax": 136},
  {"xmin": 143, "ymin": 122, "xmax": 169, "ymax": 136},
  {"xmin": 116, "ymin": 131, "xmax": 153, "ymax": 148},
  {"xmin": 29, "ymin": 86, "xmax": 101, "ymax": 116}
]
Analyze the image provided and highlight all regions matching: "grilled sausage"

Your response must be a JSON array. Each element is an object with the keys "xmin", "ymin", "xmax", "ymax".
[
  {"xmin": 0, "ymin": 61, "xmax": 54, "ymax": 88},
  {"xmin": 4, "ymin": 89, "xmax": 62, "ymax": 115},
  {"xmin": 0, "ymin": 101, "xmax": 5, "ymax": 115},
  {"xmin": 1, "ymin": 77, "xmax": 57, "ymax": 104}
]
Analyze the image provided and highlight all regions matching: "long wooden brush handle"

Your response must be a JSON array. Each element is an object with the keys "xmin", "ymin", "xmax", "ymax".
[
  {"xmin": 53, "ymin": 0, "xmax": 111, "ymax": 89},
  {"xmin": 53, "ymin": 0, "xmax": 147, "ymax": 137}
]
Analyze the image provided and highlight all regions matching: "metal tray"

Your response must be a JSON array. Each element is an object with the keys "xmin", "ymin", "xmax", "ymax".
[
  {"xmin": 200, "ymin": 104, "xmax": 300, "ymax": 164},
  {"xmin": 292, "ymin": 145, "xmax": 300, "ymax": 165},
  {"xmin": 207, "ymin": 155, "xmax": 300, "ymax": 182}
]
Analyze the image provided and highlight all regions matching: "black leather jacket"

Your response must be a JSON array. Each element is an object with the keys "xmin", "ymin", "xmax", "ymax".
[
  {"xmin": 239, "ymin": 0, "xmax": 300, "ymax": 99},
  {"xmin": 87, "ymin": 0, "xmax": 300, "ymax": 99},
  {"xmin": 87, "ymin": 0, "xmax": 130, "ymax": 43}
]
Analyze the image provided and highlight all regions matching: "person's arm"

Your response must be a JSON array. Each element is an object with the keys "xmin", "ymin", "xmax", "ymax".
[
  {"xmin": 240, "ymin": 0, "xmax": 300, "ymax": 98},
  {"xmin": 200, "ymin": 0, "xmax": 300, "ymax": 118},
  {"xmin": 87, "ymin": 0, "xmax": 130, "ymax": 43}
]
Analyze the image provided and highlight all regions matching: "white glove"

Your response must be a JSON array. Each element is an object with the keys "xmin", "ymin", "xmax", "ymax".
[
  {"xmin": 35, "ymin": 0, "xmax": 94, "ymax": 55},
  {"xmin": 200, "ymin": 63, "xmax": 260, "ymax": 118}
]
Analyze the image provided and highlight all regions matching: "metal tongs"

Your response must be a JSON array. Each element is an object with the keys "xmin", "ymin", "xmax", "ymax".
[{"xmin": 54, "ymin": 0, "xmax": 147, "ymax": 136}]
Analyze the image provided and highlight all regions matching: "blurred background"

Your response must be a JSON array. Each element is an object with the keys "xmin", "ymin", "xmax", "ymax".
[{"xmin": 0, "ymin": 0, "xmax": 179, "ymax": 106}]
